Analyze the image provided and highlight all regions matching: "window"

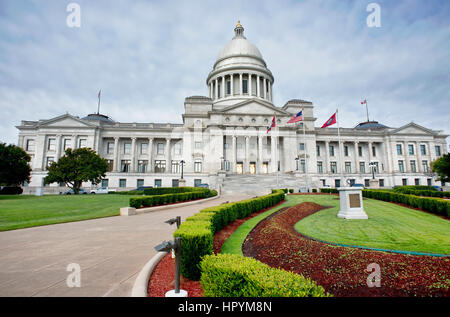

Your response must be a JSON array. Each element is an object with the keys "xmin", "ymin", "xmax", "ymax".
[
  {"xmin": 224, "ymin": 160, "xmax": 231, "ymax": 171},
  {"xmin": 26, "ymin": 139, "xmax": 35, "ymax": 152},
  {"xmin": 48, "ymin": 138, "xmax": 56, "ymax": 151},
  {"xmin": 402, "ymin": 178, "xmax": 408, "ymax": 186},
  {"xmin": 171, "ymin": 160, "xmax": 180, "ymax": 174},
  {"xmin": 64, "ymin": 139, "xmax": 72, "ymax": 151},
  {"xmin": 335, "ymin": 179, "xmax": 341, "ymax": 188},
  {"xmin": 379, "ymin": 179, "xmax": 384, "ymax": 187},
  {"xmin": 349, "ymin": 179, "xmax": 355, "ymax": 186},
  {"xmin": 364, "ymin": 179, "xmax": 370, "ymax": 187},
  {"xmin": 372, "ymin": 146, "xmax": 376, "ymax": 157},
  {"xmin": 106, "ymin": 160, "xmax": 114, "ymax": 172},
  {"xmin": 78, "ymin": 138, "xmax": 87, "ymax": 148},
  {"xmin": 299, "ymin": 143, "xmax": 305, "ymax": 151},
  {"xmin": 330, "ymin": 162, "xmax": 337, "ymax": 174},
  {"xmin": 396, "ymin": 144, "xmax": 403, "ymax": 155},
  {"xmin": 154, "ymin": 160, "xmax": 166, "ymax": 173},
  {"xmin": 359, "ymin": 162, "xmax": 365, "ymax": 173},
  {"xmin": 121, "ymin": 160, "xmax": 131, "ymax": 173},
  {"xmin": 358, "ymin": 146, "xmax": 363, "ymax": 157},
  {"xmin": 45, "ymin": 157, "xmax": 54, "ymax": 170},
  {"xmin": 408, "ymin": 144, "xmax": 414, "ymax": 155},
  {"xmin": 174, "ymin": 142, "xmax": 182, "ymax": 155},
  {"xmin": 218, "ymin": 84, "xmax": 221, "ymax": 98},
  {"xmin": 119, "ymin": 179, "xmax": 127, "ymax": 188},
  {"xmin": 427, "ymin": 179, "xmax": 432, "ymax": 186},
  {"xmin": 226, "ymin": 80, "xmax": 231, "ymax": 95},
  {"xmin": 344, "ymin": 145, "xmax": 349, "ymax": 157},
  {"xmin": 107, "ymin": 142, "xmax": 114, "ymax": 154},
  {"xmin": 101, "ymin": 179, "xmax": 109, "ymax": 188},
  {"xmin": 398, "ymin": 160, "xmax": 404, "ymax": 173},
  {"xmin": 316, "ymin": 145, "xmax": 321, "ymax": 157},
  {"xmin": 300, "ymin": 159, "xmax": 305, "ymax": 173},
  {"xmin": 137, "ymin": 179, "xmax": 144, "ymax": 188},
  {"xmin": 157, "ymin": 143, "xmax": 164, "ymax": 155},
  {"xmin": 140, "ymin": 143, "xmax": 148, "ymax": 154},
  {"xmin": 194, "ymin": 161, "xmax": 202, "ymax": 173},
  {"xmin": 321, "ymin": 179, "xmax": 326, "ymax": 187},
  {"xmin": 124, "ymin": 142, "xmax": 131, "ymax": 154},
  {"xmin": 329, "ymin": 145, "xmax": 335, "ymax": 157},
  {"xmin": 195, "ymin": 142, "xmax": 202, "ymax": 149},
  {"xmin": 138, "ymin": 160, "xmax": 148, "ymax": 173},
  {"xmin": 435, "ymin": 146, "xmax": 441, "ymax": 156},
  {"xmin": 194, "ymin": 179, "xmax": 202, "ymax": 187},
  {"xmin": 242, "ymin": 79, "xmax": 248, "ymax": 94},
  {"xmin": 317, "ymin": 161, "xmax": 323, "ymax": 174},
  {"xmin": 154, "ymin": 179, "xmax": 162, "ymax": 187},
  {"xmin": 420, "ymin": 144, "xmax": 426, "ymax": 155},
  {"xmin": 422, "ymin": 160, "xmax": 428, "ymax": 173},
  {"xmin": 345, "ymin": 162, "xmax": 351, "ymax": 173},
  {"xmin": 410, "ymin": 160, "xmax": 416, "ymax": 173},
  {"xmin": 172, "ymin": 179, "xmax": 179, "ymax": 187},
  {"xmin": 414, "ymin": 178, "xmax": 420, "ymax": 186}
]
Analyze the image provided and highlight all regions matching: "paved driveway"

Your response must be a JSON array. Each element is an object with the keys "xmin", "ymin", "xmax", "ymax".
[{"xmin": 0, "ymin": 193, "xmax": 250, "ymax": 297}]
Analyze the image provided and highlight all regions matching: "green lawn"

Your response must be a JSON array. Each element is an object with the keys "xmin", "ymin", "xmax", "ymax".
[
  {"xmin": 0, "ymin": 194, "xmax": 130, "ymax": 231},
  {"xmin": 223, "ymin": 194, "xmax": 450, "ymax": 255}
]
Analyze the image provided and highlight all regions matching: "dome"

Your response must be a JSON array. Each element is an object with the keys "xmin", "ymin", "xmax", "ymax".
[
  {"xmin": 82, "ymin": 113, "xmax": 115, "ymax": 124},
  {"xmin": 354, "ymin": 121, "xmax": 389, "ymax": 130}
]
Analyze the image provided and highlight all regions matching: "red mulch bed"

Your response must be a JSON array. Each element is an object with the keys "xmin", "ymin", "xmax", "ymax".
[
  {"xmin": 147, "ymin": 200, "xmax": 286, "ymax": 297},
  {"xmin": 242, "ymin": 202, "xmax": 450, "ymax": 297}
]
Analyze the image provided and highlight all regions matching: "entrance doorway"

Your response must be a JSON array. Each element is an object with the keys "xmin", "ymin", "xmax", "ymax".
[
  {"xmin": 263, "ymin": 162, "xmax": 268, "ymax": 174},
  {"xmin": 249, "ymin": 162, "xmax": 256, "ymax": 174},
  {"xmin": 236, "ymin": 162, "xmax": 243, "ymax": 174}
]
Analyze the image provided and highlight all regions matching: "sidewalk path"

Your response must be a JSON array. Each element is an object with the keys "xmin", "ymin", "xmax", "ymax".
[{"xmin": 0, "ymin": 193, "xmax": 250, "ymax": 297}]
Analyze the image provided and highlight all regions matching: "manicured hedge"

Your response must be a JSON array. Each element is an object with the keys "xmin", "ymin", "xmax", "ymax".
[
  {"xmin": 391, "ymin": 186, "xmax": 450, "ymax": 198},
  {"xmin": 200, "ymin": 254, "xmax": 331, "ymax": 297},
  {"xmin": 174, "ymin": 189, "xmax": 285, "ymax": 280},
  {"xmin": 320, "ymin": 188, "xmax": 339, "ymax": 194},
  {"xmin": 363, "ymin": 189, "xmax": 450, "ymax": 217},
  {"xmin": 143, "ymin": 186, "xmax": 203, "ymax": 195},
  {"xmin": 129, "ymin": 188, "xmax": 217, "ymax": 209}
]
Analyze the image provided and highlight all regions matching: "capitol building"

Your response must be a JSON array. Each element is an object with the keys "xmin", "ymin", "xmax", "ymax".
[{"xmin": 16, "ymin": 22, "xmax": 448, "ymax": 194}]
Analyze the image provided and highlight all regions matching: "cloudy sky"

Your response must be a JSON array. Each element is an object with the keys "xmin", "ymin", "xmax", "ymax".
[{"xmin": 1, "ymin": 0, "xmax": 449, "ymax": 145}]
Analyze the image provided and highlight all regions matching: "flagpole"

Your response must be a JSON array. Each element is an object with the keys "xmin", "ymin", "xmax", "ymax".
[
  {"xmin": 276, "ymin": 114, "xmax": 279, "ymax": 188},
  {"xmin": 97, "ymin": 90, "xmax": 101, "ymax": 114},
  {"xmin": 336, "ymin": 108, "xmax": 343, "ymax": 178},
  {"xmin": 365, "ymin": 99, "xmax": 369, "ymax": 122},
  {"xmin": 302, "ymin": 108, "xmax": 309, "ymax": 192}
]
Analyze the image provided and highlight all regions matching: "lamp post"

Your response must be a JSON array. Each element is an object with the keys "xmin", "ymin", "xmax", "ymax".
[
  {"xmin": 295, "ymin": 157, "xmax": 299, "ymax": 171},
  {"xmin": 369, "ymin": 162, "xmax": 376, "ymax": 179},
  {"xmin": 180, "ymin": 160, "xmax": 185, "ymax": 179},
  {"xmin": 220, "ymin": 156, "xmax": 224, "ymax": 171}
]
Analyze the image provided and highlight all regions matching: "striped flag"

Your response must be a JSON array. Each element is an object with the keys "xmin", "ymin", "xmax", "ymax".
[
  {"xmin": 287, "ymin": 110, "xmax": 303, "ymax": 123},
  {"xmin": 267, "ymin": 115, "xmax": 276, "ymax": 133}
]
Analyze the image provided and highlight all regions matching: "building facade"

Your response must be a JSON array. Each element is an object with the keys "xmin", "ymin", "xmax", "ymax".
[{"xmin": 16, "ymin": 22, "xmax": 448, "ymax": 193}]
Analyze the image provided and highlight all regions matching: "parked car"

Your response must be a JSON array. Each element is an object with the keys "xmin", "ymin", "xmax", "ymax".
[
  {"xmin": 134, "ymin": 186, "xmax": 153, "ymax": 191},
  {"xmin": 432, "ymin": 185, "xmax": 443, "ymax": 192},
  {"xmin": 90, "ymin": 187, "xmax": 115, "ymax": 194},
  {"xmin": 352, "ymin": 183, "xmax": 364, "ymax": 188},
  {"xmin": 61, "ymin": 188, "xmax": 88, "ymax": 195},
  {"xmin": 197, "ymin": 183, "xmax": 209, "ymax": 188}
]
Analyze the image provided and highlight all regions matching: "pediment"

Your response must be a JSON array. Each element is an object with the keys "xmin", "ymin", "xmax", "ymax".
[
  {"xmin": 39, "ymin": 114, "xmax": 94, "ymax": 128},
  {"xmin": 391, "ymin": 122, "xmax": 435, "ymax": 135},
  {"xmin": 218, "ymin": 99, "xmax": 290, "ymax": 116}
]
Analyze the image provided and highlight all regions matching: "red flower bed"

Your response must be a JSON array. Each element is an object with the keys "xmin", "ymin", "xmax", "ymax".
[{"xmin": 242, "ymin": 202, "xmax": 450, "ymax": 297}]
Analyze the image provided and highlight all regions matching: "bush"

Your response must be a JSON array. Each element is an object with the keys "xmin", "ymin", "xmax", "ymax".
[
  {"xmin": 200, "ymin": 254, "xmax": 331, "ymax": 297},
  {"xmin": 289, "ymin": 189, "xmax": 294, "ymax": 193},
  {"xmin": 362, "ymin": 189, "xmax": 450, "ymax": 217},
  {"xmin": 0, "ymin": 186, "xmax": 23, "ymax": 195},
  {"xmin": 130, "ymin": 188, "xmax": 217, "ymax": 209},
  {"xmin": 312, "ymin": 188, "xmax": 317, "ymax": 193},
  {"xmin": 174, "ymin": 189, "xmax": 285, "ymax": 280},
  {"xmin": 320, "ymin": 188, "xmax": 338, "ymax": 194}
]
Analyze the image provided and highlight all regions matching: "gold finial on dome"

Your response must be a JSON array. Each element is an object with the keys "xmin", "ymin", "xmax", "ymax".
[{"xmin": 236, "ymin": 20, "xmax": 242, "ymax": 28}]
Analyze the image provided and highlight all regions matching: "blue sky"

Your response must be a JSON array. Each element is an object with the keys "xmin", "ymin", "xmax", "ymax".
[{"xmin": 0, "ymin": 0, "xmax": 449, "ymax": 145}]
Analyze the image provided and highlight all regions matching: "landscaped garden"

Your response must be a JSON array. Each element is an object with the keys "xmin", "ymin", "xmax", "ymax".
[{"xmin": 148, "ymin": 191, "xmax": 450, "ymax": 297}]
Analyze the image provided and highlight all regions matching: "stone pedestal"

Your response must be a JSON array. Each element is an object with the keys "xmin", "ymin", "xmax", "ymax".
[
  {"xmin": 178, "ymin": 178, "xmax": 186, "ymax": 187},
  {"xmin": 120, "ymin": 207, "xmax": 136, "ymax": 216},
  {"xmin": 165, "ymin": 289, "xmax": 188, "ymax": 297},
  {"xmin": 369, "ymin": 179, "xmax": 379, "ymax": 189},
  {"xmin": 337, "ymin": 187, "xmax": 368, "ymax": 219}
]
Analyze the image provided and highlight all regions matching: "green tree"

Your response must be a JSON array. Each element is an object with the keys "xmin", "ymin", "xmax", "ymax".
[
  {"xmin": 431, "ymin": 153, "xmax": 450, "ymax": 183},
  {"xmin": 44, "ymin": 148, "xmax": 108, "ymax": 194},
  {"xmin": 0, "ymin": 143, "xmax": 31, "ymax": 186}
]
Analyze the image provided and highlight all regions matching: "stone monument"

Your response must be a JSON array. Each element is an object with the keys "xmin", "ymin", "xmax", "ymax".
[{"xmin": 337, "ymin": 187, "xmax": 368, "ymax": 219}]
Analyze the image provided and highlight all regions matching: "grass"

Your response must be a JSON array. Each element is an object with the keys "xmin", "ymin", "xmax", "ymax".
[
  {"xmin": 222, "ymin": 194, "xmax": 450, "ymax": 256},
  {"xmin": 0, "ymin": 194, "xmax": 130, "ymax": 231}
]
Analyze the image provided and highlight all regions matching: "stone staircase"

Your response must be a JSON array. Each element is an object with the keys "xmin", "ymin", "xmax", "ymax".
[{"xmin": 219, "ymin": 173, "xmax": 310, "ymax": 195}]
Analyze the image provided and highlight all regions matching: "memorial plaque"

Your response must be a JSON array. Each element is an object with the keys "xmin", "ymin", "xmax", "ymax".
[{"xmin": 349, "ymin": 194, "xmax": 361, "ymax": 208}]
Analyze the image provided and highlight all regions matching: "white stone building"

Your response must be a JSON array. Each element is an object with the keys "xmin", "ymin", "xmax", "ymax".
[{"xmin": 16, "ymin": 22, "xmax": 448, "ymax": 194}]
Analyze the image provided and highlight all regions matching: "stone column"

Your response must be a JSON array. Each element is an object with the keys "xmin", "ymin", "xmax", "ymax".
[
  {"xmin": 256, "ymin": 75, "xmax": 260, "ymax": 98},
  {"xmin": 415, "ymin": 141, "xmax": 422, "ymax": 173},
  {"xmin": 263, "ymin": 78, "xmax": 267, "ymax": 100},
  {"xmin": 244, "ymin": 136, "xmax": 249, "ymax": 174},
  {"xmin": 148, "ymin": 137, "xmax": 153, "ymax": 173},
  {"xmin": 215, "ymin": 78, "xmax": 218, "ymax": 99},
  {"xmin": 131, "ymin": 137, "xmax": 136, "ymax": 173},
  {"xmin": 166, "ymin": 138, "xmax": 171, "ymax": 173},
  {"xmin": 239, "ymin": 73, "xmax": 243, "ymax": 95},
  {"xmin": 221, "ymin": 76, "xmax": 225, "ymax": 99},
  {"xmin": 249, "ymin": 73, "xmax": 252, "ymax": 96},
  {"xmin": 232, "ymin": 135, "xmax": 237, "ymax": 173},
  {"xmin": 354, "ymin": 141, "xmax": 359, "ymax": 173},
  {"xmin": 271, "ymin": 135, "xmax": 277, "ymax": 173},
  {"xmin": 258, "ymin": 134, "xmax": 263, "ymax": 174},
  {"xmin": 324, "ymin": 140, "xmax": 330, "ymax": 174},
  {"xmin": 268, "ymin": 82, "xmax": 272, "ymax": 101},
  {"xmin": 404, "ymin": 141, "xmax": 410, "ymax": 172},
  {"xmin": 230, "ymin": 74, "xmax": 234, "ymax": 96},
  {"xmin": 72, "ymin": 135, "xmax": 78, "ymax": 150},
  {"xmin": 113, "ymin": 137, "xmax": 119, "ymax": 172},
  {"xmin": 55, "ymin": 134, "xmax": 62, "ymax": 161}
]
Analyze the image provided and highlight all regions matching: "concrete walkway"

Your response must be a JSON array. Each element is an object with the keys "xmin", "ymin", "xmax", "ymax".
[{"xmin": 0, "ymin": 193, "xmax": 250, "ymax": 297}]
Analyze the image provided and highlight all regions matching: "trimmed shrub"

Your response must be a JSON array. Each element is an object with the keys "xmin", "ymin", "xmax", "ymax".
[
  {"xmin": 320, "ymin": 188, "xmax": 338, "ymax": 194},
  {"xmin": 289, "ymin": 189, "xmax": 294, "ymax": 193},
  {"xmin": 174, "ymin": 189, "xmax": 285, "ymax": 280},
  {"xmin": 130, "ymin": 188, "xmax": 217, "ymax": 209},
  {"xmin": 312, "ymin": 188, "xmax": 317, "ymax": 193},
  {"xmin": 200, "ymin": 254, "xmax": 331, "ymax": 297}
]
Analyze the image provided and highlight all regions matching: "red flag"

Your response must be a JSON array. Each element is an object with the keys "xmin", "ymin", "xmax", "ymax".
[
  {"xmin": 267, "ymin": 115, "xmax": 276, "ymax": 133},
  {"xmin": 361, "ymin": 99, "xmax": 366, "ymax": 104},
  {"xmin": 321, "ymin": 112, "xmax": 337, "ymax": 128}
]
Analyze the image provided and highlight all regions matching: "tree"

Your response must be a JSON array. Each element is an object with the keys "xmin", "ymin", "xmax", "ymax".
[
  {"xmin": 431, "ymin": 153, "xmax": 450, "ymax": 184},
  {"xmin": 0, "ymin": 143, "xmax": 31, "ymax": 186},
  {"xmin": 44, "ymin": 148, "xmax": 108, "ymax": 194}
]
